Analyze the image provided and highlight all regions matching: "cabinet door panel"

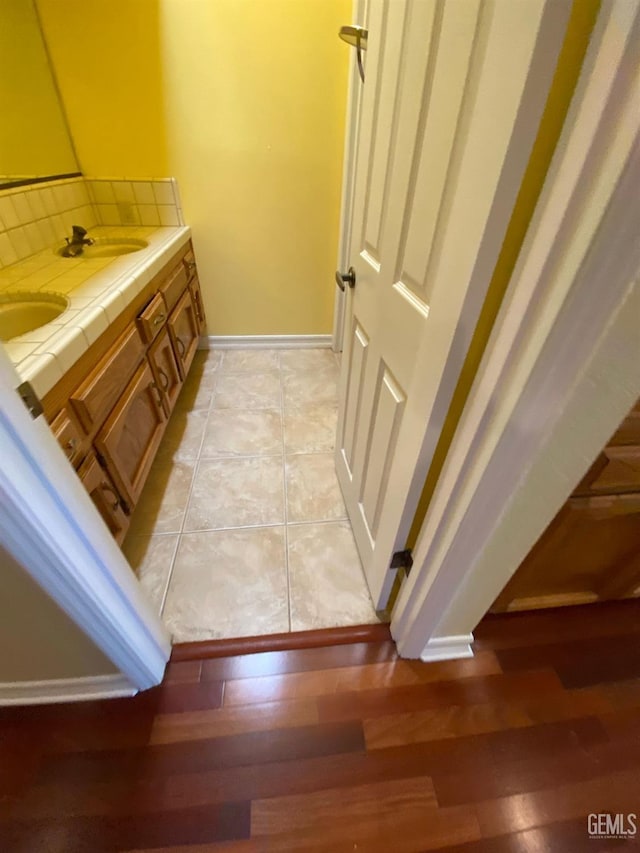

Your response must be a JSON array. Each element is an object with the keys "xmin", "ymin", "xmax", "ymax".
[
  {"xmin": 491, "ymin": 494, "xmax": 640, "ymax": 612},
  {"xmin": 78, "ymin": 452, "xmax": 130, "ymax": 544},
  {"xmin": 95, "ymin": 361, "xmax": 167, "ymax": 506},
  {"xmin": 148, "ymin": 326, "xmax": 183, "ymax": 417},
  {"xmin": 168, "ymin": 289, "xmax": 199, "ymax": 379}
]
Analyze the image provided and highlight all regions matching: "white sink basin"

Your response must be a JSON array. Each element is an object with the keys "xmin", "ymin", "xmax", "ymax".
[
  {"xmin": 0, "ymin": 292, "xmax": 68, "ymax": 341},
  {"xmin": 58, "ymin": 238, "xmax": 148, "ymax": 259}
]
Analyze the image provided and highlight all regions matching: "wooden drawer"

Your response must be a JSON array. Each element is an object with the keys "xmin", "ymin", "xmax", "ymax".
[
  {"xmin": 136, "ymin": 293, "xmax": 168, "ymax": 344},
  {"xmin": 70, "ymin": 323, "xmax": 145, "ymax": 433},
  {"xmin": 78, "ymin": 452, "xmax": 130, "ymax": 545},
  {"xmin": 574, "ymin": 445, "xmax": 640, "ymax": 496},
  {"xmin": 50, "ymin": 407, "xmax": 86, "ymax": 469},
  {"xmin": 161, "ymin": 262, "xmax": 189, "ymax": 313}
]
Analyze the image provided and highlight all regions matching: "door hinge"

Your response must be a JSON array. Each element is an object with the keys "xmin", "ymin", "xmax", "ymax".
[
  {"xmin": 390, "ymin": 548, "xmax": 413, "ymax": 575},
  {"xmin": 16, "ymin": 381, "xmax": 43, "ymax": 419}
]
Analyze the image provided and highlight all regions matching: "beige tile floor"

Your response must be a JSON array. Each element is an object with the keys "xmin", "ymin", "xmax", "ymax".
[{"xmin": 123, "ymin": 347, "xmax": 380, "ymax": 642}]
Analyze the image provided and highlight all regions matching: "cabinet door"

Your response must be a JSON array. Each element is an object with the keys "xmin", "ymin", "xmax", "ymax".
[
  {"xmin": 78, "ymin": 452, "xmax": 130, "ymax": 544},
  {"xmin": 148, "ymin": 326, "xmax": 183, "ymax": 417},
  {"xmin": 95, "ymin": 361, "xmax": 167, "ymax": 507},
  {"xmin": 491, "ymin": 494, "xmax": 640, "ymax": 612},
  {"xmin": 168, "ymin": 288, "xmax": 199, "ymax": 379}
]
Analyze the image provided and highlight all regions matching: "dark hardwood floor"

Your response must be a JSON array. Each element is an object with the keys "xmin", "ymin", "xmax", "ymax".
[{"xmin": 2, "ymin": 600, "xmax": 640, "ymax": 851}]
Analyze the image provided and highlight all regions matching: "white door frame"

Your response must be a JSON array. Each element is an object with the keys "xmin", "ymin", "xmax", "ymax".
[
  {"xmin": 332, "ymin": 0, "xmax": 368, "ymax": 353},
  {"xmin": 391, "ymin": 0, "xmax": 640, "ymax": 659},
  {"xmin": 0, "ymin": 347, "xmax": 171, "ymax": 692}
]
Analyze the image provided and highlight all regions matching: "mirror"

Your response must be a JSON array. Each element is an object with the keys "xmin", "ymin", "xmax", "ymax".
[{"xmin": 0, "ymin": 0, "xmax": 80, "ymax": 189}]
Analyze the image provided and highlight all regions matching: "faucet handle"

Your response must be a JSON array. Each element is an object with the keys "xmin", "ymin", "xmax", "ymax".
[{"xmin": 72, "ymin": 225, "xmax": 88, "ymax": 238}]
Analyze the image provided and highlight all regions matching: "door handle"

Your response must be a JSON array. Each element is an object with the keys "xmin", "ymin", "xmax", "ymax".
[{"xmin": 335, "ymin": 267, "xmax": 356, "ymax": 292}]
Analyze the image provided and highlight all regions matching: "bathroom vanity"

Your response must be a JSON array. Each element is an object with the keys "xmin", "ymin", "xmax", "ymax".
[{"xmin": 3, "ymin": 226, "xmax": 205, "ymax": 545}]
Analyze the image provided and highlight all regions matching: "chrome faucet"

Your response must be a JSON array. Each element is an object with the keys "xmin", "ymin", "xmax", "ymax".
[{"xmin": 62, "ymin": 225, "xmax": 94, "ymax": 257}]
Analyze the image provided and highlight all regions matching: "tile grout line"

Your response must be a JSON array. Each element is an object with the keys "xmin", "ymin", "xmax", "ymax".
[
  {"xmin": 160, "ymin": 354, "xmax": 221, "ymax": 616},
  {"xmin": 280, "ymin": 351, "xmax": 293, "ymax": 634}
]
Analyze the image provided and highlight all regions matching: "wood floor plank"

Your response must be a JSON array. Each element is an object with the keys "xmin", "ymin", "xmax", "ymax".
[
  {"xmin": 223, "ymin": 651, "xmax": 502, "ymax": 707},
  {"xmin": 474, "ymin": 600, "xmax": 640, "ymax": 650},
  {"xmin": 34, "ymin": 720, "xmax": 365, "ymax": 788},
  {"xmin": 475, "ymin": 767, "xmax": 640, "ymax": 838},
  {"xmin": 4, "ymin": 802, "xmax": 251, "ymax": 853},
  {"xmin": 318, "ymin": 669, "xmax": 564, "ymax": 723},
  {"xmin": 149, "ymin": 697, "xmax": 319, "ymax": 745},
  {"xmin": 1, "ymin": 601, "xmax": 639, "ymax": 852},
  {"xmin": 250, "ymin": 776, "xmax": 481, "ymax": 852}
]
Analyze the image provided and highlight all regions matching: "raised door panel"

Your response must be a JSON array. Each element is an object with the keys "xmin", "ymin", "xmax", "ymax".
[
  {"xmin": 148, "ymin": 326, "xmax": 183, "ymax": 417},
  {"xmin": 78, "ymin": 452, "xmax": 130, "ymax": 544},
  {"xmin": 70, "ymin": 324, "xmax": 145, "ymax": 433},
  {"xmin": 168, "ymin": 289, "xmax": 199, "ymax": 379},
  {"xmin": 95, "ymin": 361, "xmax": 167, "ymax": 507},
  {"xmin": 491, "ymin": 494, "xmax": 640, "ymax": 612}
]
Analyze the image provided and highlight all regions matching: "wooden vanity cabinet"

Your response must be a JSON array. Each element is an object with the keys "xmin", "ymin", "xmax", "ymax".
[
  {"xmin": 78, "ymin": 452, "xmax": 130, "ymax": 544},
  {"xmin": 491, "ymin": 397, "xmax": 640, "ymax": 613},
  {"xmin": 94, "ymin": 361, "xmax": 167, "ymax": 507},
  {"xmin": 168, "ymin": 288, "xmax": 199, "ymax": 379},
  {"xmin": 148, "ymin": 326, "xmax": 183, "ymax": 416},
  {"xmin": 44, "ymin": 239, "xmax": 205, "ymax": 545}
]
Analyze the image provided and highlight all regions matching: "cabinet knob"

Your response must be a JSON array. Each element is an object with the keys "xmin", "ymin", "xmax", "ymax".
[{"xmin": 100, "ymin": 482, "xmax": 120, "ymax": 512}]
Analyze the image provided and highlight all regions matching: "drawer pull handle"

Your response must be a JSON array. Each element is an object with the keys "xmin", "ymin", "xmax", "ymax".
[
  {"xmin": 150, "ymin": 381, "xmax": 164, "ymax": 407},
  {"xmin": 100, "ymin": 482, "xmax": 120, "ymax": 511},
  {"xmin": 186, "ymin": 260, "xmax": 196, "ymax": 272},
  {"xmin": 175, "ymin": 337, "xmax": 186, "ymax": 357},
  {"xmin": 153, "ymin": 313, "xmax": 166, "ymax": 326},
  {"xmin": 65, "ymin": 437, "xmax": 78, "ymax": 455},
  {"xmin": 157, "ymin": 367, "xmax": 170, "ymax": 390}
]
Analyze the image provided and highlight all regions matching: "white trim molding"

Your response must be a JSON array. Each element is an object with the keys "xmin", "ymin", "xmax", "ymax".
[
  {"xmin": 420, "ymin": 634, "xmax": 474, "ymax": 663},
  {"xmin": 200, "ymin": 334, "xmax": 332, "ymax": 350},
  {"xmin": 0, "ymin": 674, "xmax": 137, "ymax": 707},
  {"xmin": 391, "ymin": 0, "xmax": 640, "ymax": 658},
  {"xmin": 0, "ymin": 346, "xmax": 171, "ymax": 694}
]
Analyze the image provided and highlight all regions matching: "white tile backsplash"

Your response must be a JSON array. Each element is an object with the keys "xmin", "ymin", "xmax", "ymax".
[{"xmin": 0, "ymin": 175, "xmax": 184, "ymax": 268}]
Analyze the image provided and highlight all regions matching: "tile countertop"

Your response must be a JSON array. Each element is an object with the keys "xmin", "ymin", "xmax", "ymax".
[{"xmin": 0, "ymin": 225, "xmax": 191, "ymax": 399}]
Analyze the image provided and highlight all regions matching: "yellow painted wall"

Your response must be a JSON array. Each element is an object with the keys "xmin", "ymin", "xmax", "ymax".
[
  {"xmin": 36, "ymin": 0, "xmax": 350, "ymax": 335},
  {"xmin": 0, "ymin": 0, "xmax": 77, "ymax": 179}
]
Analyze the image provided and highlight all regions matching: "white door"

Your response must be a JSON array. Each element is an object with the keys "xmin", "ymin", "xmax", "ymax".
[{"xmin": 336, "ymin": 0, "xmax": 572, "ymax": 608}]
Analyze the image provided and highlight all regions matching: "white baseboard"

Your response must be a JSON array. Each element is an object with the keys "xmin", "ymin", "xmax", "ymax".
[
  {"xmin": 0, "ymin": 672, "xmax": 137, "ymax": 706},
  {"xmin": 199, "ymin": 334, "xmax": 333, "ymax": 350},
  {"xmin": 420, "ymin": 633, "xmax": 474, "ymax": 663}
]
